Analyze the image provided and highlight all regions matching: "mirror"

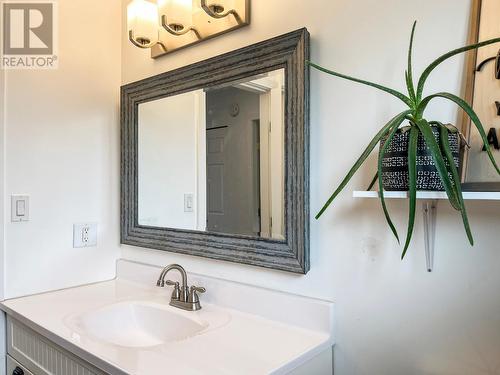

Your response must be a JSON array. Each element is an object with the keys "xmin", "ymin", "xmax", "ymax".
[
  {"xmin": 122, "ymin": 29, "xmax": 309, "ymax": 274},
  {"xmin": 137, "ymin": 70, "xmax": 285, "ymax": 239}
]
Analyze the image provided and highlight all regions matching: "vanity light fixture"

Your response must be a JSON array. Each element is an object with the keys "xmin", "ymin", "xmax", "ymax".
[
  {"xmin": 159, "ymin": 0, "xmax": 199, "ymax": 37},
  {"xmin": 127, "ymin": 0, "xmax": 250, "ymax": 58},
  {"xmin": 127, "ymin": 0, "xmax": 160, "ymax": 48}
]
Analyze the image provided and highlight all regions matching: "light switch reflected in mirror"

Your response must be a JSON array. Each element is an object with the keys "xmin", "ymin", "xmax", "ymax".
[{"xmin": 138, "ymin": 69, "xmax": 285, "ymax": 240}]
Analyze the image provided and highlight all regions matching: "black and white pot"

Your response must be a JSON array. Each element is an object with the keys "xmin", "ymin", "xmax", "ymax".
[{"xmin": 380, "ymin": 126, "xmax": 460, "ymax": 191}]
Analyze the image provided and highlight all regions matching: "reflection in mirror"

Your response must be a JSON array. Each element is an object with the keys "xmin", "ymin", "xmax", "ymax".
[{"xmin": 138, "ymin": 69, "xmax": 285, "ymax": 240}]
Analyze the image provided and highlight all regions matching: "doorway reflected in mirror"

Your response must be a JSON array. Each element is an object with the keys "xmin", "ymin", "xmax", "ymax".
[{"xmin": 137, "ymin": 69, "xmax": 285, "ymax": 240}]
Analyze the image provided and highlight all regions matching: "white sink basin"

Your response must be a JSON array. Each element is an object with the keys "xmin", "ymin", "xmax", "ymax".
[{"xmin": 77, "ymin": 301, "xmax": 210, "ymax": 348}]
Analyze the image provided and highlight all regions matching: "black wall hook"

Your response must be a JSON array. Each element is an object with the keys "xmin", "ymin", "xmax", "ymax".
[{"xmin": 476, "ymin": 49, "xmax": 500, "ymax": 79}]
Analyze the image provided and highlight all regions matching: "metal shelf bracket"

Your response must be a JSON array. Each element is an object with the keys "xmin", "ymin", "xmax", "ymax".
[{"xmin": 422, "ymin": 200, "xmax": 438, "ymax": 272}]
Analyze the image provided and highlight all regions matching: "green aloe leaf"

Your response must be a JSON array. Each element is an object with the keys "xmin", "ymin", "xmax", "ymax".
[
  {"xmin": 377, "ymin": 118, "xmax": 410, "ymax": 243},
  {"xmin": 439, "ymin": 124, "xmax": 474, "ymax": 245},
  {"xmin": 420, "ymin": 92, "xmax": 500, "ymax": 174},
  {"xmin": 402, "ymin": 126, "xmax": 419, "ymax": 259},
  {"xmin": 414, "ymin": 119, "xmax": 461, "ymax": 210},
  {"xmin": 316, "ymin": 110, "xmax": 412, "ymax": 219},
  {"xmin": 416, "ymin": 36, "xmax": 500, "ymax": 101},
  {"xmin": 308, "ymin": 61, "xmax": 413, "ymax": 107},
  {"xmin": 406, "ymin": 21, "xmax": 417, "ymax": 103},
  {"xmin": 405, "ymin": 71, "xmax": 414, "ymax": 104},
  {"xmin": 367, "ymin": 172, "xmax": 378, "ymax": 191}
]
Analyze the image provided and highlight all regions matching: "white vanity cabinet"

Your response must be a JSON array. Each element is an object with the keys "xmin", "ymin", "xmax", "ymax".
[
  {"xmin": 5, "ymin": 316, "xmax": 106, "ymax": 375},
  {"xmin": 7, "ymin": 355, "xmax": 33, "ymax": 375}
]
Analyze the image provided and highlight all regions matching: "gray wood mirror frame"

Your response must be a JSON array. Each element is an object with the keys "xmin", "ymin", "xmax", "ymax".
[{"xmin": 121, "ymin": 28, "xmax": 310, "ymax": 274}]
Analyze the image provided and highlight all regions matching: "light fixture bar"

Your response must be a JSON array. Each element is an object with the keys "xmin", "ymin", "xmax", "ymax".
[
  {"xmin": 128, "ymin": 30, "xmax": 168, "ymax": 53},
  {"xmin": 127, "ymin": 0, "xmax": 250, "ymax": 59},
  {"xmin": 200, "ymin": 0, "xmax": 243, "ymax": 24},
  {"xmin": 161, "ymin": 15, "xmax": 201, "ymax": 39},
  {"xmin": 128, "ymin": 30, "xmax": 156, "ymax": 49}
]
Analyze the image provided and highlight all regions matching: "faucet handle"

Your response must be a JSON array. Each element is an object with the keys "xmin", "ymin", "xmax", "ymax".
[
  {"xmin": 190, "ymin": 286, "xmax": 206, "ymax": 294},
  {"xmin": 166, "ymin": 280, "xmax": 181, "ymax": 300},
  {"xmin": 188, "ymin": 285, "xmax": 206, "ymax": 304}
]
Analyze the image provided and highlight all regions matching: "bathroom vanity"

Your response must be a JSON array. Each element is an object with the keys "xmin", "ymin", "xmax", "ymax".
[{"xmin": 1, "ymin": 260, "xmax": 334, "ymax": 375}]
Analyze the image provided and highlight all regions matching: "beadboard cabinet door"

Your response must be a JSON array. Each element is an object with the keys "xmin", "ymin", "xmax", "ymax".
[{"xmin": 6, "ymin": 316, "xmax": 106, "ymax": 375}]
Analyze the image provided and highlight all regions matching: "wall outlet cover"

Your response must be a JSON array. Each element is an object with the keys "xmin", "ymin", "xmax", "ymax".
[{"xmin": 73, "ymin": 223, "xmax": 98, "ymax": 248}]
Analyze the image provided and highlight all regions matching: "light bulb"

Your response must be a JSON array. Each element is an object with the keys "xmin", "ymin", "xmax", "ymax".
[
  {"xmin": 158, "ymin": 0, "xmax": 193, "ymax": 30},
  {"xmin": 127, "ymin": 0, "xmax": 159, "ymax": 47}
]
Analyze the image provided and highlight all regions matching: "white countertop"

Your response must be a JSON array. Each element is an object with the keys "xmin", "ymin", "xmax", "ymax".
[{"xmin": 0, "ymin": 260, "xmax": 335, "ymax": 375}]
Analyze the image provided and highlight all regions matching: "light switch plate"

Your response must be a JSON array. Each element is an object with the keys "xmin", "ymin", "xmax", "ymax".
[
  {"xmin": 11, "ymin": 195, "xmax": 29, "ymax": 222},
  {"xmin": 184, "ymin": 193, "xmax": 194, "ymax": 213},
  {"xmin": 73, "ymin": 223, "xmax": 98, "ymax": 248}
]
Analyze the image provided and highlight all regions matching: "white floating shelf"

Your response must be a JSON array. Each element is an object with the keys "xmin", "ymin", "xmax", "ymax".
[
  {"xmin": 353, "ymin": 190, "xmax": 500, "ymax": 201},
  {"xmin": 352, "ymin": 190, "xmax": 500, "ymax": 272}
]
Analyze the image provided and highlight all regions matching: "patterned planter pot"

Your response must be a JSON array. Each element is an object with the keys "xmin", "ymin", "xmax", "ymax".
[{"xmin": 380, "ymin": 126, "xmax": 460, "ymax": 191}]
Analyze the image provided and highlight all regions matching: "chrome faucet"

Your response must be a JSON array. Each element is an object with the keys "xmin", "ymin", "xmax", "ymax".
[{"xmin": 156, "ymin": 264, "xmax": 206, "ymax": 311}]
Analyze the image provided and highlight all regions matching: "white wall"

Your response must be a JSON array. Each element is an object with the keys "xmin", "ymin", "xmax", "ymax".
[
  {"xmin": 0, "ymin": 56, "xmax": 5, "ymax": 302},
  {"xmin": 0, "ymin": 29, "xmax": 7, "ymax": 375},
  {"xmin": 138, "ymin": 93, "xmax": 198, "ymax": 229},
  {"xmin": 121, "ymin": 1, "xmax": 500, "ymax": 374},
  {"xmin": 2, "ymin": 0, "xmax": 122, "ymax": 298}
]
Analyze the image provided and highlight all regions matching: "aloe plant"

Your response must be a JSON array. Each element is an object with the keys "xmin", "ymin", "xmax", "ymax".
[{"xmin": 311, "ymin": 22, "xmax": 500, "ymax": 258}]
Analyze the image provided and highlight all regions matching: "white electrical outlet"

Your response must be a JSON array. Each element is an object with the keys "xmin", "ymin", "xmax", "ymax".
[
  {"xmin": 82, "ymin": 226, "xmax": 90, "ymax": 243},
  {"xmin": 73, "ymin": 223, "xmax": 97, "ymax": 248}
]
